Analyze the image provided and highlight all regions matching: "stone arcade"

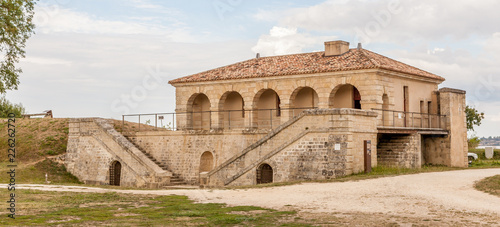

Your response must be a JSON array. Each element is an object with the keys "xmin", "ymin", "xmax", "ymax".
[{"xmin": 65, "ymin": 41, "xmax": 467, "ymax": 188}]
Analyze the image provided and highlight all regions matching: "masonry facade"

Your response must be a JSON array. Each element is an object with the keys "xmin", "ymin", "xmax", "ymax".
[{"xmin": 65, "ymin": 41, "xmax": 468, "ymax": 188}]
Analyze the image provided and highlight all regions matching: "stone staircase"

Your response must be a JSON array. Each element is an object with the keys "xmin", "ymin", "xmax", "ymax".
[
  {"xmin": 82, "ymin": 118, "xmax": 172, "ymax": 188},
  {"xmin": 128, "ymin": 140, "xmax": 187, "ymax": 186},
  {"xmin": 207, "ymin": 109, "xmax": 347, "ymax": 186}
]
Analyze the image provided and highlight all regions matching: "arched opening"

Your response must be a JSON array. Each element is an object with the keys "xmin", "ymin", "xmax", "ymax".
[
  {"xmin": 329, "ymin": 84, "xmax": 362, "ymax": 109},
  {"xmin": 109, "ymin": 161, "xmax": 121, "ymax": 186},
  {"xmin": 253, "ymin": 89, "xmax": 281, "ymax": 129},
  {"xmin": 290, "ymin": 87, "xmax": 319, "ymax": 117},
  {"xmin": 219, "ymin": 92, "xmax": 244, "ymax": 129},
  {"xmin": 188, "ymin": 93, "xmax": 211, "ymax": 130},
  {"xmin": 199, "ymin": 151, "xmax": 214, "ymax": 173},
  {"xmin": 256, "ymin": 163, "xmax": 273, "ymax": 184}
]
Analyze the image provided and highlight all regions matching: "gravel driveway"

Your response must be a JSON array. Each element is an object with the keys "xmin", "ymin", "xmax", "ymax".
[{"xmin": 19, "ymin": 168, "xmax": 500, "ymax": 225}]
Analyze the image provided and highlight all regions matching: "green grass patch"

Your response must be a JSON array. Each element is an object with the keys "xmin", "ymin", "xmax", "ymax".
[
  {"xmin": 474, "ymin": 174, "xmax": 500, "ymax": 197},
  {"xmin": 469, "ymin": 148, "xmax": 500, "ymax": 160},
  {"xmin": 0, "ymin": 159, "xmax": 81, "ymax": 184},
  {"xmin": 0, "ymin": 190, "xmax": 300, "ymax": 226},
  {"xmin": 469, "ymin": 160, "xmax": 500, "ymax": 167},
  {"xmin": 468, "ymin": 148, "xmax": 500, "ymax": 167}
]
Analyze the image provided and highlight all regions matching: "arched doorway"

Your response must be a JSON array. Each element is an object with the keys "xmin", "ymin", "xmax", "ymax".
[
  {"xmin": 199, "ymin": 151, "xmax": 214, "ymax": 173},
  {"xmin": 256, "ymin": 163, "xmax": 273, "ymax": 184},
  {"xmin": 290, "ymin": 87, "xmax": 319, "ymax": 117},
  {"xmin": 188, "ymin": 93, "xmax": 211, "ymax": 130},
  {"xmin": 329, "ymin": 84, "xmax": 362, "ymax": 109},
  {"xmin": 109, "ymin": 161, "xmax": 121, "ymax": 186},
  {"xmin": 219, "ymin": 92, "xmax": 245, "ymax": 129},
  {"xmin": 253, "ymin": 89, "xmax": 281, "ymax": 129}
]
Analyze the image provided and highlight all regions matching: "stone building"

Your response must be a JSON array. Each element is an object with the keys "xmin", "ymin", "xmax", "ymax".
[{"xmin": 65, "ymin": 41, "xmax": 467, "ymax": 188}]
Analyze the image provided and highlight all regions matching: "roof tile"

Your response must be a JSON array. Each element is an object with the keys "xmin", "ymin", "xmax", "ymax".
[{"xmin": 169, "ymin": 48, "xmax": 444, "ymax": 84}]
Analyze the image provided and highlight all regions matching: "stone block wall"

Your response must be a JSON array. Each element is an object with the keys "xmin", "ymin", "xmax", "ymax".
[
  {"xmin": 65, "ymin": 118, "xmax": 171, "ymax": 188},
  {"xmin": 421, "ymin": 135, "xmax": 449, "ymax": 165},
  {"xmin": 377, "ymin": 133, "xmax": 421, "ymax": 168},
  {"xmin": 127, "ymin": 131, "xmax": 266, "ymax": 184},
  {"xmin": 209, "ymin": 109, "xmax": 378, "ymax": 186},
  {"xmin": 438, "ymin": 88, "xmax": 468, "ymax": 167},
  {"xmin": 124, "ymin": 109, "xmax": 377, "ymax": 187}
]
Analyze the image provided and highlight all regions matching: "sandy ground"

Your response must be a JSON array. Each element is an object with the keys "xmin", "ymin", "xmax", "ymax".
[{"xmin": 18, "ymin": 168, "xmax": 500, "ymax": 225}]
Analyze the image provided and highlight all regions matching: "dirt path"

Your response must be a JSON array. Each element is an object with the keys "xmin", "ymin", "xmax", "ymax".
[{"xmin": 18, "ymin": 168, "xmax": 500, "ymax": 225}]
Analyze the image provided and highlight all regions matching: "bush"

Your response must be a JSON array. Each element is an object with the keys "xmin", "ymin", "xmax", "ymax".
[
  {"xmin": 468, "ymin": 136, "xmax": 481, "ymax": 149},
  {"xmin": 0, "ymin": 95, "xmax": 25, "ymax": 118}
]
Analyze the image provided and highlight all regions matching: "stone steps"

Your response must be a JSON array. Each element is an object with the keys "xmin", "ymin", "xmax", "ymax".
[{"xmin": 127, "ymin": 139, "xmax": 187, "ymax": 186}]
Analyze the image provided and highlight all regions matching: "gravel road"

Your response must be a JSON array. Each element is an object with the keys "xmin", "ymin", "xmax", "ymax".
[{"xmin": 18, "ymin": 168, "xmax": 500, "ymax": 225}]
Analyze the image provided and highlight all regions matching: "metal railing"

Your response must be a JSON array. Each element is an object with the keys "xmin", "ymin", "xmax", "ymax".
[
  {"xmin": 371, "ymin": 108, "xmax": 447, "ymax": 129},
  {"xmin": 121, "ymin": 107, "xmax": 315, "ymax": 132},
  {"xmin": 121, "ymin": 108, "xmax": 449, "ymax": 132}
]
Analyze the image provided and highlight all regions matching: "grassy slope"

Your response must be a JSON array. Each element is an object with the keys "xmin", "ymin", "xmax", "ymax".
[{"xmin": 0, "ymin": 118, "xmax": 80, "ymax": 184}]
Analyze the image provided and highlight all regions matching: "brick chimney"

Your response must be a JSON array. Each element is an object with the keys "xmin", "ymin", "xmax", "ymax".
[{"xmin": 324, "ymin": 40, "xmax": 350, "ymax": 56}]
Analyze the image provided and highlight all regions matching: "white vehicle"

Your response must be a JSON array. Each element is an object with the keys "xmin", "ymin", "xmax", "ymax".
[{"xmin": 468, "ymin": 152, "xmax": 478, "ymax": 164}]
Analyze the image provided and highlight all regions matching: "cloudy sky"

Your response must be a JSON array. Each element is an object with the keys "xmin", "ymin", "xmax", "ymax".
[{"xmin": 6, "ymin": 0, "xmax": 500, "ymax": 137}]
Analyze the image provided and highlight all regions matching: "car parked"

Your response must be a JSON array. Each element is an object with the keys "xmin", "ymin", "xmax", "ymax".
[{"xmin": 468, "ymin": 152, "xmax": 478, "ymax": 164}]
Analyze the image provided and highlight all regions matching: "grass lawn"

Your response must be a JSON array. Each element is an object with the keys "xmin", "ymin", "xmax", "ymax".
[
  {"xmin": 475, "ymin": 175, "xmax": 500, "ymax": 197},
  {"xmin": 0, "ymin": 189, "xmax": 303, "ymax": 226}
]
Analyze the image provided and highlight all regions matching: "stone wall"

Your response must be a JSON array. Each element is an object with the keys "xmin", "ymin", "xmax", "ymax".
[
  {"xmin": 377, "ymin": 133, "xmax": 421, "ymax": 168},
  {"xmin": 172, "ymin": 70, "xmax": 442, "ymax": 130},
  {"xmin": 209, "ymin": 109, "xmax": 378, "ymax": 186},
  {"xmin": 65, "ymin": 118, "xmax": 171, "ymax": 188},
  {"xmin": 125, "ymin": 109, "xmax": 377, "ymax": 187},
  {"xmin": 438, "ymin": 88, "xmax": 468, "ymax": 167},
  {"xmin": 127, "ymin": 130, "xmax": 266, "ymax": 184},
  {"xmin": 421, "ymin": 135, "xmax": 448, "ymax": 165}
]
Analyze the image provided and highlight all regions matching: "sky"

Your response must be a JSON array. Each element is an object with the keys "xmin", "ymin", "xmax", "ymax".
[{"xmin": 6, "ymin": 0, "xmax": 500, "ymax": 137}]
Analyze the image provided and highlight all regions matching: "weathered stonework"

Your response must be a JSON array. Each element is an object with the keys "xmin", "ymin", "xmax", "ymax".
[
  {"xmin": 206, "ymin": 109, "xmax": 378, "ymax": 186},
  {"xmin": 66, "ymin": 118, "xmax": 171, "ymax": 188},
  {"xmin": 377, "ymin": 133, "xmax": 421, "ymax": 168},
  {"xmin": 65, "ymin": 41, "xmax": 468, "ymax": 188}
]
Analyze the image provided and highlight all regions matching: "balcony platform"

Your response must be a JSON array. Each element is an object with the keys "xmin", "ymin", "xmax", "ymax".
[{"xmin": 377, "ymin": 127, "xmax": 448, "ymax": 135}]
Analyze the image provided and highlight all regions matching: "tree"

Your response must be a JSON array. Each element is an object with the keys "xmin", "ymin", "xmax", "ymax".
[
  {"xmin": 0, "ymin": 0, "xmax": 36, "ymax": 94},
  {"xmin": 0, "ymin": 95, "xmax": 24, "ymax": 117},
  {"xmin": 465, "ymin": 105, "xmax": 484, "ymax": 131}
]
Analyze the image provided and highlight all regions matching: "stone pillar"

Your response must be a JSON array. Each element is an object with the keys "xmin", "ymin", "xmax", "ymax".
[
  {"xmin": 243, "ymin": 102, "xmax": 253, "ymax": 129},
  {"xmin": 317, "ymin": 93, "xmax": 330, "ymax": 109},
  {"xmin": 439, "ymin": 88, "xmax": 467, "ymax": 167},
  {"xmin": 175, "ymin": 108, "xmax": 187, "ymax": 130},
  {"xmin": 210, "ymin": 102, "xmax": 220, "ymax": 130}
]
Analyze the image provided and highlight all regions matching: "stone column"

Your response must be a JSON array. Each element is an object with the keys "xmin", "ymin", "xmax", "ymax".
[
  {"xmin": 210, "ymin": 102, "xmax": 220, "ymax": 130},
  {"xmin": 438, "ymin": 88, "xmax": 467, "ymax": 167}
]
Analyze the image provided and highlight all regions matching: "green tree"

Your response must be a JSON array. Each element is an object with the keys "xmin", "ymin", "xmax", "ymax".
[
  {"xmin": 0, "ymin": 95, "xmax": 24, "ymax": 117},
  {"xmin": 465, "ymin": 105, "xmax": 484, "ymax": 131},
  {"xmin": 467, "ymin": 136, "xmax": 481, "ymax": 149},
  {"xmin": 0, "ymin": 0, "xmax": 36, "ymax": 94}
]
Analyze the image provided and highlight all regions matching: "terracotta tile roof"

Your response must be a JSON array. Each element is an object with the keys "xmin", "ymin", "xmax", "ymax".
[{"xmin": 169, "ymin": 48, "xmax": 444, "ymax": 84}]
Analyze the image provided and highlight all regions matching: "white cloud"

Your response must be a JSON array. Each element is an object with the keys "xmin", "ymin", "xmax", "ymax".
[
  {"xmin": 20, "ymin": 56, "xmax": 72, "ymax": 66},
  {"xmin": 427, "ymin": 48, "xmax": 445, "ymax": 55},
  {"xmin": 8, "ymin": 30, "xmax": 254, "ymax": 118},
  {"xmin": 33, "ymin": 3, "xmax": 194, "ymax": 42},
  {"xmin": 252, "ymin": 26, "xmax": 334, "ymax": 56},
  {"xmin": 260, "ymin": 0, "xmax": 500, "ymax": 45},
  {"xmin": 34, "ymin": 5, "xmax": 158, "ymax": 35}
]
